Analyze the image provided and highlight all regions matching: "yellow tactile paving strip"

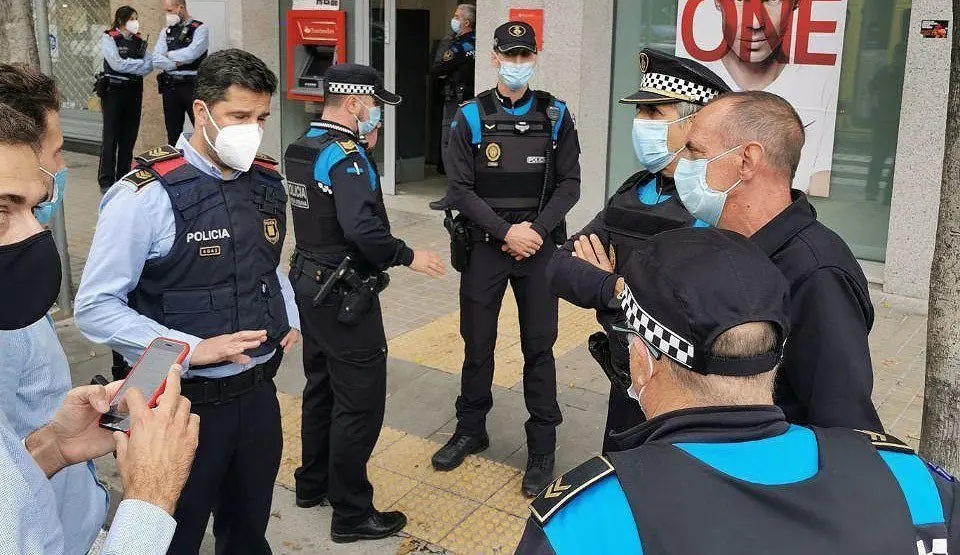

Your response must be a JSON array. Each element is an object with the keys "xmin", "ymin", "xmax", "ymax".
[
  {"xmin": 388, "ymin": 287, "xmax": 602, "ymax": 388},
  {"xmin": 276, "ymin": 392, "xmax": 534, "ymax": 554}
]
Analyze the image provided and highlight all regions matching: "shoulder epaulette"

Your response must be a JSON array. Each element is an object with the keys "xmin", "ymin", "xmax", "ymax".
[
  {"xmin": 458, "ymin": 98, "xmax": 475, "ymax": 108},
  {"xmin": 190, "ymin": 20, "xmax": 203, "ymax": 28},
  {"xmin": 134, "ymin": 145, "xmax": 181, "ymax": 167},
  {"xmin": 106, "ymin": 29, "xmax": 120, "ymax": 37},
  {"xmin": 254, "ymin": 152, "xmax": 278, "ymax": 166},
  {"xmin": 529, "ymin": 455, "xmax": 614, "ymax": 526},
  {"xmin": 336, "ymin": 140, "xmax": 359, "ymax": 156},
  {"xmin": 854, "ymin": 429, "xmax": 915, "ymax": 455},
  {"xmin": 119, "ymin": 168, "xmax": 158, "ymax": 191}
]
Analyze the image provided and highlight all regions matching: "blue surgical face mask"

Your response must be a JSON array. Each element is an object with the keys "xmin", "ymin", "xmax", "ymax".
[
  {"xmin": 673, "ymin": 145, "xmax": 744, "ymax": 227},
  {"xmin": 354, "ymin": 98, "xmax": 382, "ymax": 136},
  {"xmin": 451, "ymin": 17, "xmax": 461, "ymax": 34},
  {"xmin": 34, "ymin": 166, "xmax": 68, "ymax": 225},
  {"xmin": 498, "ymin": 60, "xmax": 535, "ymax": 91},
  {"xmin": 631, "ymin": 113, "xmax": 693, "ymax": 174}
]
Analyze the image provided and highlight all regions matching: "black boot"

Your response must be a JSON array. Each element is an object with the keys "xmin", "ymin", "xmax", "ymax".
[
  {"xmin": 431, "ymin": 433, "xmax": 490, "ymax": 471},
  {"xmin": 522, "ymin": 453, "xmax": 555, "ymax": 498},
  {"xmin": 429, "ymin": 197, "xmax": 451, "ymax": 211},
  {"xmin": 331, "ymin": 510, "xmax": 407, "ymax": 543},
  {"xmin": 295, "ymin": 491, "xmax": 327, "ymax": 509},
  {"xmin": 110, "ymin": 351, "xmax": 131, "ymax": 381}
]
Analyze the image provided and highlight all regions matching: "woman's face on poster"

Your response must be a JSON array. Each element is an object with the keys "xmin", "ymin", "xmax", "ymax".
[{"xmin": 716, "ymin": 0, "xmax": 799, "ymax": 63}]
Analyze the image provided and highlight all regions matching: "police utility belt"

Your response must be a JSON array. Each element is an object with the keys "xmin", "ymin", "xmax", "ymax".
[
  {"xmin": 181, "ymin": 349, "xmax": 282, "ymax": 405},
  {"xmin": 93, "ymin": 72, "xmax": 143, "ymax": 97},
  {"xmin": 157, "ymin": 71, "xmax": 196, "ymax": 92},
  {"xmin": 291, "ymin": 250, "xmax": 390, "ymax": 326}
]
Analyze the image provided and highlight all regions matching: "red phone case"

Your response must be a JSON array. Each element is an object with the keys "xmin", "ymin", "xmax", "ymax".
[{"xmin": 101, "ymin": 337, "xmax": 189, "ymax": 431}]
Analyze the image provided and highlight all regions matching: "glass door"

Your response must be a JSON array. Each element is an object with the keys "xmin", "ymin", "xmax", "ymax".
[{"xmin": 368, "ymin": 0, "xmax": 397, "ymax": 194}]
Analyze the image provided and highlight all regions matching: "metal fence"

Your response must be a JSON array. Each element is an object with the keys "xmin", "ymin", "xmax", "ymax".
[{"xmin": 47, "ymin": 0, "xmax": 109, "ymax": 112}]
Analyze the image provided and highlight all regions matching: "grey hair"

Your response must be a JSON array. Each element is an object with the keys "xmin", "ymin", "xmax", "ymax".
[
  {"xmin": 457, "ymin": 4, "xmax": 476, "ymax": 25},
  {"xmin": 675, "ymin": 101, "xmax": 702, "ymax": 121},
  {"xmin": 668, "ymin": 321, "xmax": 780, "ymax": 406}
]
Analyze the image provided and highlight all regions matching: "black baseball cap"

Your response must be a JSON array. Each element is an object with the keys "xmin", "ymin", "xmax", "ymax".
[
  {"xmin": 494, "ymin": 21, "xmax": 537, "ymax": 54},
  {"xmin": 323, "ymin": 63, "xmax": 402, "ymax": 105},
  {"xmin": 612, "ymin": 227, "xmax": 790, "ymax": 377},
  {"xmin": 620, "ymin": 48, "xmax": 730, "ymax": 106}
]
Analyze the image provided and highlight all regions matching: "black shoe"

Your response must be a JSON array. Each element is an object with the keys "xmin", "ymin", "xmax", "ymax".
[
  {"xmin": 331, "ymin": 510, "xmax": 407, "ymax": 543},
  {"xmin": 522, "ymin": 453, "xmax": 555, "ymax": 498},
  {"xmin": 295, "ymin": 492, "xmax": 327, "ymax": 509},
  {"xmin": 429, "ymin": 198, "xmax": 451, "ymax": 211},
  {"xmin": 431, "ymin": 433, "xmax": 490, "ymax": 471}
]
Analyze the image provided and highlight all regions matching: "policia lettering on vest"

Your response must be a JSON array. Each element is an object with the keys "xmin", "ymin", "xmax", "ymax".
[
  {"xmin": 519, "ymin": 227, "xmax": 960, "ymax": 555},
  {"xmin": 431, "ymin": 21, "xmax": 582, "ymax": 499},
  {"xmin": 284, "ymin": 63, "xmax": 444, "ymax": 543},
  {"xmin": 75, "ymin": 50, "xmax": 299, "ymax": 554},
  {"xmin": 546, "ymin": 49, "xmax": 730, "ymax": 454}
]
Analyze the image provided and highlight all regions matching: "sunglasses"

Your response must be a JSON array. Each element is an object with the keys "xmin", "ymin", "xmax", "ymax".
[{"xmin": 610, "ymin": 324, "xmax": 663, "ymax": 361}]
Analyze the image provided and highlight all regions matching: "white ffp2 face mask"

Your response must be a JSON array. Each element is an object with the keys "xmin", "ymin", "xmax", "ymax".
[
  {"xmin": 165, "ymin": 13, "xmax": 181, "ymax": 27},
  {"xmin": 124, "ymin": 19, "xmax": 140, "ymax": 35},
  {"xmin": 201, "ymin": 102, "xmax": 263, "ymax": 172}
]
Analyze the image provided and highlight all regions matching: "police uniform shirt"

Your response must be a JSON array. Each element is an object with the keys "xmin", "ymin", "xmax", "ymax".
[
  {"xmin": 74, "ymin": 134, "xmax": 300, "ymax": 379},
  {"xmin": 515, "ymin": 406, "xmax": 960, "ymax": 554},
  {"xmin": 152, "ymin": 18, "xmax": 209, "ymax": 75},
  {"xmin": 751, "ymin": 190, "xmax": 881, "ymax": 430},
  {"xmin": 100, "ymin": 30, "xmax": 153, "ymax": 77},
  {"xmin": 547, "ymin": 175, "xmax": 707, "ymax": 328},
  {"xmin": 445, "ymin": 88, "xmax": 581, "ymax": 240},
  {"xmin": 431, "ymin": 31, "xmax": 476, "ymax": 77}
]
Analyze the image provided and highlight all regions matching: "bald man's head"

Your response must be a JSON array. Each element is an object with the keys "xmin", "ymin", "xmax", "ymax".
[{"xmin": 707, "ymin": 91, "xmax": 805, "ymax": 180}]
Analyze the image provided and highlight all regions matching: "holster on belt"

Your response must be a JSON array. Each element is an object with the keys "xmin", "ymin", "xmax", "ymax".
[
  {"xmin": 588, "ymin": 331, "xmax": 632, "ymax": 392},
  {"xmin": 294, "ymin": 251, "xmax": 389, "ymax": 325},
  {"xmin": 443, "ymin": 209, "xmax": 473, "ymax": 272},
  {"xmin": 157, "ymin": 72, "xmax": 193, "ymax": 93}
]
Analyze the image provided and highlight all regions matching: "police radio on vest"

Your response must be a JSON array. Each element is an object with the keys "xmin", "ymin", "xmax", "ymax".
[{"xmin": 187, "ymin": 229, "xmax": 231, "ymax": 243}]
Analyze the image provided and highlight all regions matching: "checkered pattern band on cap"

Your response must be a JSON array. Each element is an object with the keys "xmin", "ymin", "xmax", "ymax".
[
  {"xmin": 640, "ymin": 72, "xmax": 721, "ymax": 104},
  {"xmin": 618, "ymin": 284, "xmax": 695, "ymax": 368},
  {"xmin": 326, "ymin": 82, "xmax": 376, "ymax": 95}
]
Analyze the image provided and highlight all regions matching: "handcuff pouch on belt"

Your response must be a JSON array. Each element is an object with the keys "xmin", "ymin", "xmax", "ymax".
[
  {"xmin": 311, "ymin": 253, "xmax": 390, "ymax": 325},
  {"xmin": 443, "ymin": 209, "xmax": 473, "ymax": 272}
]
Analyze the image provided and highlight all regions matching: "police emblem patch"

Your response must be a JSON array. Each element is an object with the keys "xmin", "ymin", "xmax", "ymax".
[
  {"xmin": 485, "ymin": 142, "xmax": 502, "ymax": 167},
  {"xmin": 509, "ymin": 24, "xmax": 526, "ymax": 37},
  {"xmin": 639, "ymin": 52, "xmax": 649, "ymax": 74},
  {"xmin": 263, "ymin": 218, "xmax": 280, "ymax": 244},
  {"xmin": 442, "ymin": 49, "xmax": 454, "ymax": 62}
]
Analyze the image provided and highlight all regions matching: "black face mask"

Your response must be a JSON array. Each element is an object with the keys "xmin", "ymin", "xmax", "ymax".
[{"xmin": 0, "ymin": 230, "xmax": 62, "ymax": 330}]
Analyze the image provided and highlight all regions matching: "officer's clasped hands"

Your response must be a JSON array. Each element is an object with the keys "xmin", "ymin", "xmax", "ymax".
[{"xmin": 503, "ymin": 222, "xmax": 543, "ymax": 260}]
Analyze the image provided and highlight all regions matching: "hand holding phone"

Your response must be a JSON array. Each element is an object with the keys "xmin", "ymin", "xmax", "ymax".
[{"xmin": 100, "ymin": 338, "xmax": 189, "ymax": 433}]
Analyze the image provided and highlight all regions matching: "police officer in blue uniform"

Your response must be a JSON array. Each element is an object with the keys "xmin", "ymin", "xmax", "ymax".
[
  {"xmin": 430, "ymin": 3, "xmax": 475, "ymax": 177},
  {"xmin": 76, "ymin": 49, "xmax": 299, "ymax": 554},
  {"xmin": 518, "ymin": 227, "xmax": 960, "ymax": 555},
  {"xmin": 97, "ymin": 6, "xmax": 152, "ymax": 194},
  {"xmin": 153, "ymin": 0, "xmax": 209, "ymax": 145},
  {"xmin": 284, "ymin": 64, "xmax": 444, "ymax": 543},
  {"xmin": 431, "ymin": 21, "xmax": 581, "ymax": 498},
  {"xmin": 547, "ymin": 49, "xmax": 730, "ymax": 453}
]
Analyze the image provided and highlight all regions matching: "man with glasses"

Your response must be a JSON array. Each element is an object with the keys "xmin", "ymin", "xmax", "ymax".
[{"xmin": 517, "ymin": 227, "xmax": 958, "ymax": 554}]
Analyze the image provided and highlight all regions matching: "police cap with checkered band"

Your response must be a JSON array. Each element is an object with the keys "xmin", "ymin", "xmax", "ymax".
[
  {"xmin": 614, "ymin": 227, "xmax": 790, "ymax": 376},
  {"xmin": 620, "ymin": 48, "xmax": 730, "ymax": 106},
  {"xmin": 494, "ymin": 21, "xmax": 537, "ymax": 54},
  {"xmin": 323, "ymin": 63, "xmax": 402, "ymax": 105}
]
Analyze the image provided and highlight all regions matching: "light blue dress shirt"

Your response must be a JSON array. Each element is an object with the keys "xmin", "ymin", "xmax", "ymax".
[
  {"xmin": 0, "ymin": 411, "xmax": 175, "ymax": 555},
  {"xmin": 152, "ymin": 19, "xmax": 209, "ymax": 75},
  {"xmin": 0, "ymin": 317, "xmax": 108, "ymax": 555},
  {"xmin": 99, "ymin": 31, "xmax": 153, "ymax": 77},
  {"xmin": 75, "ymin": 134, "xmax": 300, "ymax": 379}
]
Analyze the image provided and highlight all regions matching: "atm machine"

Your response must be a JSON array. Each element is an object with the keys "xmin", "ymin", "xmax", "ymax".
[{"xmin": 285, "ymin": 10, "xmax": 347, "ymax": 102}]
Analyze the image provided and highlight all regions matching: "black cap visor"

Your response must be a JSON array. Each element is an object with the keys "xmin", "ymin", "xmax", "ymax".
[
  {"xmin": 610, "ymin": 324, "xmax": 663, "ymax": 361},
  {"xmin": 619, "ymin": 88, "xmax": 696, "ymax": 105},
  {"xmin": 496, "ymin": 44, "xmax": 537, "ymax": 54},
  {"xmin": 374, "ymin": 87, "xmax": 402, "ymax": 106}
]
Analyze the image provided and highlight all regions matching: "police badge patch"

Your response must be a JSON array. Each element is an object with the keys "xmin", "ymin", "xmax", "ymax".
[
  {"xmin": 442, "ymin": 49, "xmax": 454, "ymax": 62},
  {"xmin": 263, "ymin": 218, "xmax": 280, "ymax": 244},
  {"xmin": 485, "ymin": 142, "xmax": 502, "ymax": 168}
]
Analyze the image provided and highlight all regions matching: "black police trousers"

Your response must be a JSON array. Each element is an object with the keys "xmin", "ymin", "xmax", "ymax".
[
  {"xmin": 161, "ymin": 80, "xmax": 196, "ymax": 145},
  {"xmin": 97, "ymin": 81, "xmax": 143, "ymax": 192},
  {"xmin": 292, "ymin": 272, "xmax": 387, "ymax": 525},
  {"xmin": 456, "ymin": 241, "xmax": 563, "ymax": 455},
  {"xmin": 168, "ymin": 366, "xmax": 282, "ymax": 554}
]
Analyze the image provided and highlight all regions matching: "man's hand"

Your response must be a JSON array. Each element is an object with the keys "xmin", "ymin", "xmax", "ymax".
[
  {"xmin": 191, "ymin": 330, "xmax": 267, "ymax": 366},
  {"xmin": 115, "ymin": 366, "xmax": 200, "ymax": 516},
  {"xmin": 26, "ymin": 380, "xmax": 124, "ymax": 477},
  {"xmin": 504, "ymin": 222, "xmax": 543, "ymax": 259},
  {"xmin": 280, "ymin": 328, "xmax": 300, "ymax": 354},
  {"xmin": 409, "ymin": 250, "xmax": 446, "ymax": 277},
  {"xmin": 571, "ymin": 234, "xmax": 614, "ymax": 273}
]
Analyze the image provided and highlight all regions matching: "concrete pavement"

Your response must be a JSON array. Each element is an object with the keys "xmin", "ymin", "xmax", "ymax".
[{"xmin": 54, "ymin": 151, "xmax": 929, "ymax": 554}]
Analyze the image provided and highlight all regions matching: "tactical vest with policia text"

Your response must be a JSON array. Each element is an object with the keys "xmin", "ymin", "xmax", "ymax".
[
  {"xmin": 164, "ymin": 19, "xmax": 206, "ymax": 72},
  {"xmin": 123, "ymin": 145, "xmax": 290, "ymax": 363},
  {"xmin": 103, "ymin": 29, "xmax": 147, "ymax": 80},
  {"xmin": 284, "ymin": 121, "xmax": 392, "ymax": 271},
  {"xmin": 603, "ymin": 171, "xmax": 697, "ymax": 274},
  {"xmin": 473, "ymin": 89, "xmax": 561, "ymax": 211}
]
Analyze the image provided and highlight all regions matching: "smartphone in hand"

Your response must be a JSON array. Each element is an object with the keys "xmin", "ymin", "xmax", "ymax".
[{"xmin": 99, "ymin": 338, "xmax": 189, "ymax": 433}]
